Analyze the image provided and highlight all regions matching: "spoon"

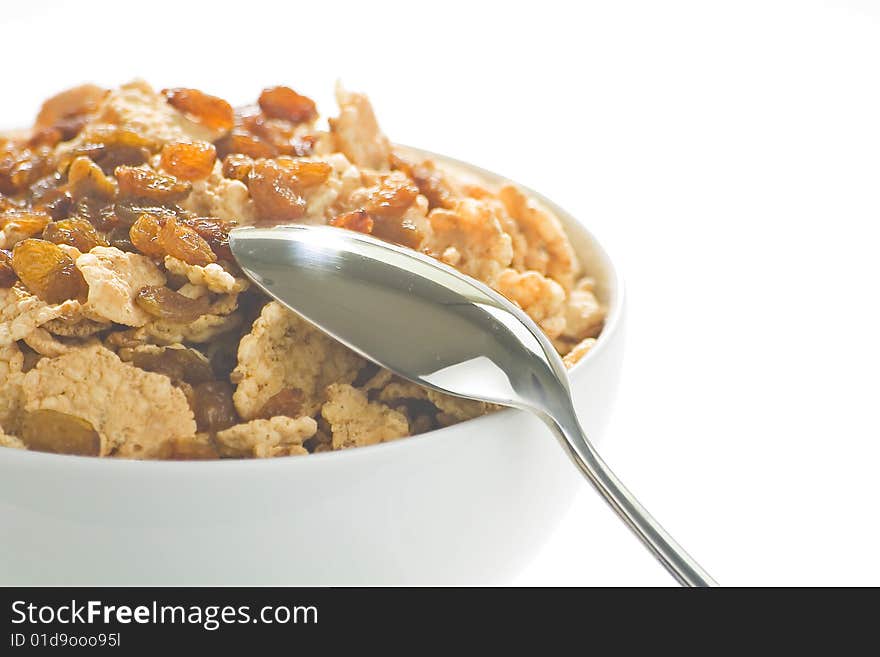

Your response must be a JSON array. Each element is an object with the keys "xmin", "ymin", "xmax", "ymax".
[{"xmin": 230, "ymin": 224, "xmax": 716, "ymax": 587}]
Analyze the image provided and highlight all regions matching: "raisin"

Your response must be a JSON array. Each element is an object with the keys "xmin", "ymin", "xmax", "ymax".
[
  {"xmin": 160, "ymin": 141, "xmax": 217, "ymax": 181},
  {"xmin": 72, "ymin": 197, "xmax": 116, "ymax": 230},
  {"xmin": 158, "ymin": 216, "xmax": 216, "ymax": 266},
  {"xmin": 20, "ymin": 409, "xmax": 101, "ymax": 456},
  {"xmin": 256, "ymin": 388, "xmax": 304, "ymax": 419},
  {"xmin": 241, "ymin": 114, "xmax": 316, "ymax": 156},
  {"xmin": 67, "ymin": 156, "xmax": 117, "ymax": 200},
  {"xmin": 43, "ymin": 218, "xmax": 109, "ymax": 252},
  {"xmin": 390, "ymin": 153, "xmax": 455, "ymax": 210},
  {"xmin": 29, "ymin": 172, "xmax": 64, "ymax": 203},
  {"xmin": 135, "ymin": 285, "xmax": 211, "ymax": 323},
  {"xmin": 129, "ymin": 213, "xmax": 164, "ymax": 258},
  {"xmin": 34, "ymin": 84, "xmax": 106, "ymax": 134},
  {"xmin": 162, "ymin": 88, "xmax": 234, "ymax": 133},
  {"xmin": 221, "ymin": 154, "xmax": 253, "ymax": 182},
  {"xmin": 191, "ymin": 380, "xmax": 238, "ymax": 433},
  {"xmin": 165, "ymin": 437, "xmax": 220, "ymax": 460},
  {"xmin": 130, "ymin": 344, "xmax": 214, "ymax": 385},
  {"xmin": 0, "ymin": 208, "xmax": 51, "ymax": 239},
  {"xmin": 114, "ymin": 200, "xmax": 186, "ymax": 226},
  {"xmin": 11, "ymin": 239, "xmax": 87, "ymax": 304},
  {"xmin": 179, "ymin": 217, "xmax": 235, "ymax": 260},
  {"xmin": 372, "ymin": 215, "xmax": 423, "ymax": 249},
  {"xmin": 364, "ymin": 179, "xmax": 419, "ymax": 218},
  {"xmin": 258, "ymin": 86, "xmax": 318, "ymax": 124},
  {"xmin": 330, "ymin": 209, "xmax": 374, "ymax": 234},
  {"xmin": 247, "ymin": 159, "xmax": 307, "ymax": 223},
  {"xmin": 0, "ymin": 145, "xmax": 53, "ymax": 195},
  {"xmin": 98, "ymin": 145, "xmax": 151, "ymax": 173},
  {"xmin": 62, "ymin": 127, "xmax": 157, "ymax": 174},
  {"xmin": 276, "ymin": 158, "xmax": 331, "ymax": 188},
  {"xmin": 42, "ymin": 191, "xmax": 74, "ymax": 220},
  {"xmin": 0, "ymin": 249, "xmax": 16, "ymax": 287},
  {"xmin": 106, "ymin": 225, "xmax": 136, "ymax": 252},
  {"xmin": 116, "ymin": 165, "xmax": 192, "ymax": 203},
  {"xmin": 27, "ymin": 128, "xmax": 62, "ymax": 149},
  {"xmin": 215, "ymin": 130, "xmax": 277, "ymax": 159},
  {"xmin": 363, "ymin": 179, "xmax": 423, "ymax": 248}
]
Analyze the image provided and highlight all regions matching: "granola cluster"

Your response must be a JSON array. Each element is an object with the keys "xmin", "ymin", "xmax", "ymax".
[{"xmin": 0, "ymin": 80, "xmax": 605, "ymax": 459}]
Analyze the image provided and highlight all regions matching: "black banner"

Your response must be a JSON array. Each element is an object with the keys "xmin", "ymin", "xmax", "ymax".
[{"xmin": 0, "ymin": 587, "xmax": 867, "ymax": 650}]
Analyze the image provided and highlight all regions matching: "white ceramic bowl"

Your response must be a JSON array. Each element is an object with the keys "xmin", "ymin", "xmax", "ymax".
[{"xmin": 0, "ymin": 153, "xmax": 624, "ymax": 585}]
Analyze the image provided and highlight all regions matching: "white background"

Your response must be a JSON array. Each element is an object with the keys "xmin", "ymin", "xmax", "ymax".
[{"xmin": 4, "ymin": 0, "xmax": 879, "ymax": 586}]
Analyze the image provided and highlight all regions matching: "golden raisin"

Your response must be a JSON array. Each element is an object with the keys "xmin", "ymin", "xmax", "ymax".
[
  {"xmin": 215, "ymin": 131, "xmax": 277, "ymax": 159},
  {"xmin": 364, "ymin": 179, "xmax": 419, "ymax": 218},
  {"xmin": 160, "ymin": 141, "xmax": 217, "ymax": 181},
  {"xmin": 67, "ymin": 156, "xmax": 117, "ymax": 200},
  {"xmin": 241, "ymin": 114, "xmax": 317, "ymax": 157},
  {"xmin": 129, "ymin": 213, "xmax": 164, "ymax": 258},
  {"xmin": 11, "ymin": 238, "xmax": 88, "ymax": 304},
  {"xmin": 330, "ymin": 209, "xmax": 374, "ymax": 234},
  {"xmin": 0, "ymin": 249, "xmax": 16, "ymax": 287},
  {"xmin": 20, "ymin": 409, "xmax": 101, "ymax": 456},
  {"xmin": 0, "ymin": 208, "xmax": 51, "ymax": 239},
  {"xmin": 116, "ymin": 165, "xmax": 192, "ymax": 203},
  {"xmin": 72, "ymin": 197, "xmax": 116, "ymax": 231},
  {"xmin": 114, "ymin": 201, "xmax": 184, "ymax": 226},
  {"xmin": 256, "ymin": 387, "xmax": 304, "ymax": 419},
  {"xmin": 221, "ymin": 154, "xmax": 253, "ymax": 182},
  {"xmin": 106, "ymin": 225, "xmax": 136, "ymax": 253},
  {"xmin": 27, "ymin": 128, "xmax": 62, "ymax": 149},
  {"xmin": 247, "ymin": 159, "xmax": 307, "ymax": 223},
  {"xmin": 158, "ymin": 216, "xmax": 216, "ymax": 266},
  {"xmin": 362, "ymin": 179, "xmax": 423, "ymax": 248},
  {"xmin": 191, "ymin": 380, "xmax": 239, "ymax": 433},
  {"xmin": 135, "ymin": 286, "xmax": 211, "ymax": 323},
  {"xmin": 0, "ymin": 145, "xmax": 53, "ymax": 195},
  {"xmin": 165, "ymin": 436, "xmax": 220, "ymax": 460},
  {"xmin": 130, "ymin": 343, "xmax": 214, "ymax": 384},
  {"xmin": 66, "ymin": 126, "xmax": 158, "ymax": 174},
  {"xmin": 162, "ymin": 88, "xmax": 234, "ymax": 133},
  {"xmin": 259, "ymin": 86, "xmax": 318, "ymax": 124},
  {"xmin": 43, "ymin": 218, "xmax": 109, "ymax": 252},
  {"xmin": 276, "ymin": 158, "xmax": 332, "ymax": 188},
  {"xmin": 35, "ymin": 84, "xmax": 106, "ymax": 133},
  {"xmin": 179, "ymin": 217, "xmax": 235, "ymax": 260},
  {"xmin": 391, "ymin": 154, "xmax": 455, "ymax": 210}
]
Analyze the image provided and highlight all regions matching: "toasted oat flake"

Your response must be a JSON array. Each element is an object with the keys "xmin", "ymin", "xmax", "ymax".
[
  {"xmin": 163, "ymin": 256, "xmax": 248, "ymax": 295},
  {"xmin": 427, "ymin": 199, "xmax": 513, "ymax": 284},
  {"xmin": 499, "ymin": 185, "xmax": 579, "ymax": 291},
  {"xmin": 232, "ymin": 302, "xmax": 365, "ymax": 420},
  {"xmin": 0, "ymin": 341, "xmax": 24, "ymax": 432},
  {"xmin": 329, "ymin": 87, "xmax": 391, "ymax": 171},
  {"xmin": 76, "ymin": 247, "xmax": 166, "ymax": 326},
  {"xmin": 322, "ymin": 383, "xmax": 408, "ymax": 450},
  {"xmin": 216, "ymin": 415, "xmax": 317, "ymax": 458},
  {"xmin": 493, "ymin": 268, "xmax": 567, "ymax": 340},
  {"xmin": 426, "ymin": 389, "xmax": 493, "ymax": 424},
  {"xmin": 181, "ymin": 161, "xmax": 257, "ymax": 224},
  {"xmin": 0, "ymin": 286, "xmax": 81, "ymax": 347},
  {"xmin": 563, "ymin": 337, "xmax": 598, "ymax": 369},
  {"xmin": 21, "ymin": 344, "xmax": 196, "ymax": 458}
]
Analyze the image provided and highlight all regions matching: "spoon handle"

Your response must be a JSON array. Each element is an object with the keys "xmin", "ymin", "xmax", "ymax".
[{"xmin": 546, "ymin": 414, "xmax": 717, "ymax": 587}]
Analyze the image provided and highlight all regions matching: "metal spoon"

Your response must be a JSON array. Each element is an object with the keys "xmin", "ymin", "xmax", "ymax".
[{"xmin": 230, "ymin": 224, "xmax": 716, "ymax": 587}]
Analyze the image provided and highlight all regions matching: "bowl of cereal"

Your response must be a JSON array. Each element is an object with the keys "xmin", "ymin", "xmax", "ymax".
[{"xmin": 0, "ymin": 81, "xmax": 623, "ymax": 584}]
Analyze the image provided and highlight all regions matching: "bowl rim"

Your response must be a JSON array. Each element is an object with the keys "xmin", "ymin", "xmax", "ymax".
[{"xmin": 0, "ymin": 148, "xmax": 624, "ymax": 472}]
